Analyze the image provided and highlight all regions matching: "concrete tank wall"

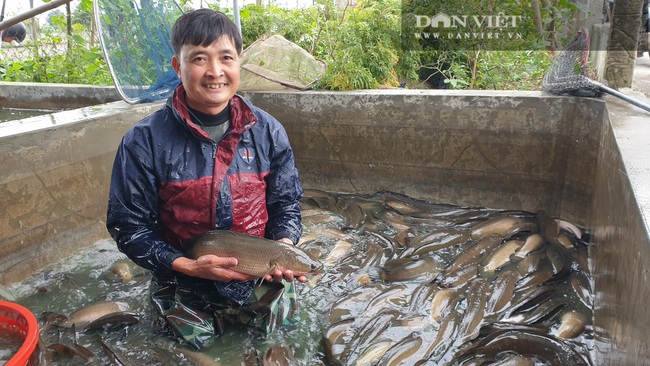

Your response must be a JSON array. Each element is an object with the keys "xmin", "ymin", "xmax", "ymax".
[
  {"xmin": 1, "ymin": 83, "xmax": 649, "ymax": 365},
  {"xmin": 589, "ymin": 97, "xmax": 650, "ymax": 366},
  {"xmin": 0, "ymin": 84, "xmax": 160, "ymax": 285},
  {"xmin": 240, "ymin": 90, "xmax": 604, "ymax": 227},
  {"xmin": 0, "ymin": 82, "xmax": 121, "ymax": 110}
]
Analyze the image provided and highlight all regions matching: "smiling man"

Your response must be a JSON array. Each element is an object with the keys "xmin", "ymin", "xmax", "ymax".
[{"xmin": 106, "ymin": 9, "xmax": 305, "ymax": 349}]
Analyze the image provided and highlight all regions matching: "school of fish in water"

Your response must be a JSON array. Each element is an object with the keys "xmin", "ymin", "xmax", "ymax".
[
  {"xmin": 298, "ymin": 190, "xmax": 593, "ymax": 366},
  {"xmin": 2, "ymin": 190, "xmax": 594, "ymax": 365}
]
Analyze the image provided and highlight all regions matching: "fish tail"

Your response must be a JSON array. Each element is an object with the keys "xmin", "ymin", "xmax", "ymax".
[{"xmin": 366, "ymin": 266, "xmax": 384, "ymax": 283}]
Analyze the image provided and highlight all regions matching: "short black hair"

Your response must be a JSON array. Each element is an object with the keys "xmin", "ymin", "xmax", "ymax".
[
  {"xmin": 4, "ymin": 23, "xmax": 27, "ymax": 43},
  {"xmin": 171, "ymin": 9, "xmax": 242, "ymax": 56}
]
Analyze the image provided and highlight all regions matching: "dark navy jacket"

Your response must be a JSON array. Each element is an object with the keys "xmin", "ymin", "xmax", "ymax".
[{"xmin": 106, "ymin": 85, "xmax": 303, "ymax": 275}]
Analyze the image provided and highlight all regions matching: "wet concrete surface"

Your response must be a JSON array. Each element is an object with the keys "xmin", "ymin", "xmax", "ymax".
[
  {"xmin": 598, "ymin": 54, "xmax": 650, "ymax": 114},
  {"xmin": 632, "ymin": 54, "xmax": 650, "ymax": 99}
]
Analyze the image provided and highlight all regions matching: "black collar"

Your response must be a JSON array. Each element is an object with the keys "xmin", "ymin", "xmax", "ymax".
[{"xmin": 188, "ymin": 105, "xmax": 230, "ymax": 126}]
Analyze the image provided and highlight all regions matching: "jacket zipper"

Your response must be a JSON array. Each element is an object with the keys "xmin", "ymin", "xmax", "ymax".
[{"xmin": 211, "ymin": 140, "xmax": 218, "ymax": 229}]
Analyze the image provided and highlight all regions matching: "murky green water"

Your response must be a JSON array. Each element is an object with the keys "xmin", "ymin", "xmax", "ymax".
[
  {"xmin": 5, "ymin": 226, "xmax": 331, "ymax": 364},
  {"xmin": 0, "ymin": 109, "xmax": 55, "ymax": 123},
  {"xmin": 4, "ymin": 191, "xmax": 595, "ymax": 365}
]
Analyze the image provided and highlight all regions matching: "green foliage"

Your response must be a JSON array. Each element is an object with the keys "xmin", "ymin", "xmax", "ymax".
[
  {"xmin": 235, "ymin": 4, "xmax": 320, "ymax": 50},
  {"xmin": 403, "ymin": 0, "xmax": 540, "ymax": 53},
  {"xmin": 73, "ymin": 0, "xmax": 95, "ymax": 29},
  {"xmin": 474, "ymin": 50, "xmax": 554, "ymax": 90},
  {"xmin": 1, "ymin": 0, "xmax": 572, "ymax": 91},
  {"xmin": 411, "ymin": 48, "xmax": 553, "ymax": 90},
  {"xmin": 318, "ymin": 56, "xmax": 378, "ymax": 90},
  {"xmin": 0, "ymin": 2, "xmax": 112, "ymax": 85},
  {"xmin": 235, "ymin": 0, "xmax": 570, "ymax": 90},
  {"xmin": 399, "ymin": 0, "xmax": 578, "ymax": 90},
  {"xmin": 238, "ymin": 0, "xmax": 404, "ymax": 90}
]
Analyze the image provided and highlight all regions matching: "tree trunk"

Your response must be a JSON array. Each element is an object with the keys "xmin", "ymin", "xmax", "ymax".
[
  {"xmin": 605, "ymin": 0, "xmax": 645, "ymax": 88},
  {"xmin": 532, "ymin": 0, "xmax": 544, "ymax": 37}
]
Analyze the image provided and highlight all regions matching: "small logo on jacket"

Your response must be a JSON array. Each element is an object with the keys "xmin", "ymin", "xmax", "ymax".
[{"xmin": 239, "ymin": 147, "xmax": 255, "ymax": 163}]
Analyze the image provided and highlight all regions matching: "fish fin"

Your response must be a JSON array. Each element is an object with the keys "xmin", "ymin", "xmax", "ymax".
[
  {"xmin": 85, "ymin": 312, "xmax": 140, "ymax": 330},
  {"xmin": 73, "ymin": 342, "xmax": 95, "ymax": 362},
  {"xmin": 48, "ymin": 343, "xmax": 76, "ymax": 357},
  {"xmin": 259, "ymin": 263, "xmax": 280, "ymax": 286},
  {"xmin": 41, "ymin": 311, "xmax": 68, "ymax": 326},
  {"xmin": 98, "ymin": 335, "xmax": 137, "ymax": 366}
]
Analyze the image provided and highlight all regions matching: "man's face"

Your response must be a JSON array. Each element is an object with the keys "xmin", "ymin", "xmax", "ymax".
[{"xmin": 172, "ymin": 36, "xmax": 240, "ymax": 115}]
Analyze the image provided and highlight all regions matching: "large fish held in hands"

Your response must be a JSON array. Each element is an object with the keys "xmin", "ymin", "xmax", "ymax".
[{"xmin": 185, "ymin": 230, "xmax": 323, "ymax": 278}]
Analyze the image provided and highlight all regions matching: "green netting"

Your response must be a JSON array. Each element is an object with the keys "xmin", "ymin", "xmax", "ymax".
[{"xmin": 94, "ymin": 0, "xmax": 183, "ymax": 104}]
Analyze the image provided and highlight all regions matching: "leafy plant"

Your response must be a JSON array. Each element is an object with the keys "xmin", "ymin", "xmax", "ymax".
[
  {"xmin": 1, "ymin": 2, "xmax": 111, "ymax": 84},
  {"xmin": 0, "ymin": 0, "xmax": 572, "ymax": 91},
  {"xmin": 237, "ymin": 0, "xmax": 405, "ymax": 90}
]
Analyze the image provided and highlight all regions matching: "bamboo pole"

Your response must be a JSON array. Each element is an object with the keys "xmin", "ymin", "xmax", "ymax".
[{"xmin": 0, "ymin": 0, "xmax": 73, "ymax": 32}]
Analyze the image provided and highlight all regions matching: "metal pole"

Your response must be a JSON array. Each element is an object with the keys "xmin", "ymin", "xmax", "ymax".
[
  {"xmin": 29, "ymin": 0, "xmax": 37, "ymax": 40},
  {"xmin": 233, "ymin": 0, "xmax": 242, "ymax": 51},
  {"xmin": 1, "ymin": 0, "xmax": 7, "ymax": 22},
  {"xmin": 0, "ymin": 0, "xmax": 73, "ymax": 32}
]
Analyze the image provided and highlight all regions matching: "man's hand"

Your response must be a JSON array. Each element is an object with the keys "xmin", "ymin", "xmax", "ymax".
[
  {"xmin": 172, "ymin": 255, "xmax": 258, "ymax": 282},
  {"xmin": 264, "ymin": 268, "xmax": 308, "ymax": 283},
  {"xmin": 263, "ymin": 238, "xmax": 308, "ymax": 283}
]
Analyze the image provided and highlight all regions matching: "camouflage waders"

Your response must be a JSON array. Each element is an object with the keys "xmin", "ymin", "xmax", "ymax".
[{"xmin": 149, "ymin": 274, "xmax": 298, "ymax": 350}]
